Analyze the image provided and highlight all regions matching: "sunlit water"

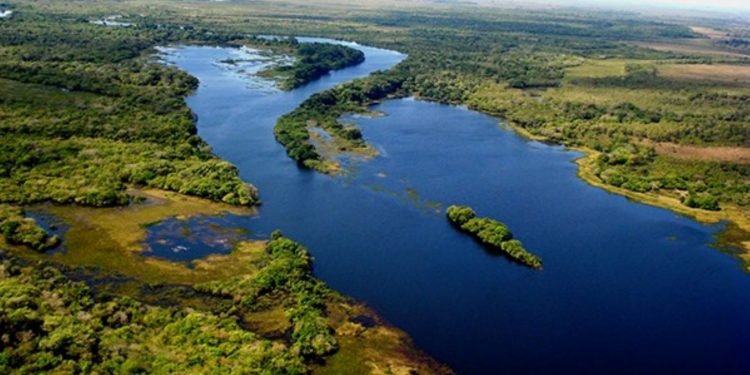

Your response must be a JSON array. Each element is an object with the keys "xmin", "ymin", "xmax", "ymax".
[{"xmin": 152, "ymin": 39, "xmax": 750, "ymax": 374}]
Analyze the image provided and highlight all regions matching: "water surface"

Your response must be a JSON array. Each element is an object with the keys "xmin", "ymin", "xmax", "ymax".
[{"xmin": 158, "ymin": 40, "xmax": 750, "ymax": 374}]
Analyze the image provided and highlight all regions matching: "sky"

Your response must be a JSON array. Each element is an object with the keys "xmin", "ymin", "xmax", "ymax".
[
  {"xmin": 629, "ymin": 0, "xmax": 746, "ymax": 10},
  {"xmin": 561, "ymin": 0, "xmax": 750, "ymax": 11},
  {"xmin": 479, "ymin": 0, "xmax": 750, "ymax": 12}
]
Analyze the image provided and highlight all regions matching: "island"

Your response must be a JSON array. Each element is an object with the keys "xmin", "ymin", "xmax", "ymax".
[
  {"xmin": 259, "ymin": 40, "xmax": 365, "ymax": 90},
  {"xmin": 446, "ymin": 205, "xmax": 543, "ymax": 269}
]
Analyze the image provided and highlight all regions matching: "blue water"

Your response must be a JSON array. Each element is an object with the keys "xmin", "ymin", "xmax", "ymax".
[
  {"xmin": 143, "ymin": 214, "xmax": 255, "ymax": 263},
  {"xmin": 25, "ymin": 209, "xmax": 67, "ymax": 253},
  {"xmin": 157, "ymin": 40, "xmax": 750, "ymax": 374}
]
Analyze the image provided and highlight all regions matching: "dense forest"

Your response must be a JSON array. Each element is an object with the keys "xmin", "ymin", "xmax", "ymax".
[
  {"xmin": 0, "ymin": 249, "xmax": 307, "ymax": 373},
  {"xmin": 0, "ymin": 9, "xmax": 260, "ymax": 209}
]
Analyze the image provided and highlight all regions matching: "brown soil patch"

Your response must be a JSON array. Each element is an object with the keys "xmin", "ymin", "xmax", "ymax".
[
  {"xmin": 690, "ymin": 26, "xmax": 729, "ymax": 40},
  {"xmin": 660, "ymin": 64, "xmax": 750, "ymax": 84},
  {"xmin": 643, "ymin": 140, "xmax": 750, "ymax": 164},
  {"xmin": 634, "ymin": 41, "xmax": 749, "ymax": 58}
]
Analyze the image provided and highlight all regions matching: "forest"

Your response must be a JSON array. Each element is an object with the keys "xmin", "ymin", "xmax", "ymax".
[
  {"xmin": 0, "ymin": 10, "xmax": 259, "ymax": 209},
  {"xmin": 0, "ymin": 7, "xmax": 448, "ymax": 373}
]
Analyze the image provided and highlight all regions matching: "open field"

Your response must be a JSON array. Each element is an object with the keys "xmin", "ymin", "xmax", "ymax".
[
  {"xmin": 633, "ymin": 40, "xmax": 750, "ymax": 58},
  {"xmin": 660, "ymin": 63, "xmax": 750, "ymax": 84},
  {"xmin": 690, "ymin": 26, "xmax": 729, "ymax": 40},
  {"xmin": 643, "ymin": 141, "xmax": 750, "ymax": 164}
]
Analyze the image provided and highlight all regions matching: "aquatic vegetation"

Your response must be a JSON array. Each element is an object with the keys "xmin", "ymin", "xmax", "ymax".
[
  {"xmin": 2, "ymin": 197, "xmax": 450, "ymax": 373},
  {"xmin": 446, "ymin": 205, "xmax": 542, "ymax": 269},
  {"xmin": 24, "ymin": 189, "xmax": 261, "ymax": 284},
  {"xmin": 1, "ymin": 0, "xmax": 749, "ymax": 372},
  {"xmin": 0, "ymin": 204, "xmax": 58, "ymax": 251}
]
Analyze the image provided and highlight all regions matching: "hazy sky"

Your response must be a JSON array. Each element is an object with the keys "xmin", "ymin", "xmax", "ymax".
[
  {"xmin": 567, "ymin": 0, "xmax": 750, "ymax": 11},
  {"xmin": 481, "ymin": 0, "xmax": 750, "ymax": 12}
]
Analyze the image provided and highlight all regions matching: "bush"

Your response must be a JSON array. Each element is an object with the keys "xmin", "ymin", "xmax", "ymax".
[
  {"xmin": 0, "ymin": 205, "xmax": 59, "ymax": 251},
  {"xmin": 683, "ymin": 192, "xmax": 720, "ymax": 211},
  {"xmin": 195, "ymin": 232, "xmax": 339, "ymax": 359},
  {"xmin": 446, "ymin": 205, "xmax": 476, "ymax": 226}
]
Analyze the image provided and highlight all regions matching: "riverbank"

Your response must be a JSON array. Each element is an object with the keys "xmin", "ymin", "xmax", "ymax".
[
  {"xmin": 504, "ymin": 122, "xmax": 750, "ymax": 271},
  {"xmin": 576, "ymin": 149, "xmax": 750, "ymax": 269},
  {"xmin": 2, "ymin": 187, "xmax": 452, "ymax": 374}
]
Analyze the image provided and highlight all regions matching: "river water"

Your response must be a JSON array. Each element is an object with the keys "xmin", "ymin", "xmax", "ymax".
[{"xmin": 157, "ymin": 39, "xmax": 750, "ymax": 374}]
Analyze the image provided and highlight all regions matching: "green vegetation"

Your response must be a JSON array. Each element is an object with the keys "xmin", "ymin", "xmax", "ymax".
[
  {"xmin": 211, "ymin": 0, "xmax": 748, "ymax": 249},
  {"xmin": 0, "ymin": 251, "xmax": 306, "ymax": 374},
  {"xmin": 0, "ymin": 6, "xmax": 262, "ymax": 208},
  {"xmin": 446, "ymin": 205, "xmax": 542, "ymax": 269},
  {"xmin": 591, "ymin": 144, "xmax": 748, "ymax": 211},
  {"xmin": 0, "ymin": 211, "xmax": 448, "ymax": 374},
  {"xmin": 0, "ymin": 186, "xmax": 448, "ymax": 373},
  {"xmin": 1, "ymin": 0, "xmax": 750, "ymax": 371},
  {"xmin": 274, "ymin": 69, "xmax": 407, "ymax": 171},
  {"xmin": 196, "ymin": 231, "xmax": 338, "ymax": 357},
  {"xmin": 261, "ymin": 41, "xmax": 365, "ymax": 90},
  {"xmin": 0, "ymin": 205, "xmax": 58, "ymax": 251},
  {"xmin": 4, "ymin": 1, "xmax": 745, "ymax": 216}
]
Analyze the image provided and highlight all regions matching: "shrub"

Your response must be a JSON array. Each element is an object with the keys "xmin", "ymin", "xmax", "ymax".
[
  {"xmin": 683, "ymin": 192, "xmax": 720, "ymax": 211},
  {"xmin": 446, "ymin": 205, "xmax": 477, "ymax": 226}
]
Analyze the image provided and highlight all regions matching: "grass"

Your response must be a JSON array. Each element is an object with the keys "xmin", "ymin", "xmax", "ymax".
[
  {"xmin": 316, "ymin": 302, "xmax": 452, "ymax": 375},
  {"xmin": 9, "ymin": 188, "xmax": 261, "ymax": 284},
  {"xmin": 642, "ymin": 140, "xmax": 750, "ymax": 164},
  {"xmin": 633, "ymin": 39, "xmax": 749, "ymax": 58},
  {"xmin": 563, "ymin": 59, "xmax": 635, "ymax": 79},
  {"xmin": 308, "ymin": 126, "xmax": 379, "ymax": 173},
  {"xmin": 690, "ymin": 26, "xmax": 729, "ymax": 40},
  {"xmin": 660, "ymin": 64, "xmax": 750, "ymax": 84}
]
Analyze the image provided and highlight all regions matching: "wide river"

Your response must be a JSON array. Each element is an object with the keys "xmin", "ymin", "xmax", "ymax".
[{"xmin": 158, "ymin": 39, "xmax": 750, "ymax": 374}]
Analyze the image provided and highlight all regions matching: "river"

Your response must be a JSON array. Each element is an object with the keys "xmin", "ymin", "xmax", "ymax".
[{"xmin": 157, "ymin": 39, "xmax": 750, "ymax": 374}]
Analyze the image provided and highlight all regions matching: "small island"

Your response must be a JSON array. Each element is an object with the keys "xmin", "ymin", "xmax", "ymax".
[
  {"xmin": 259, "ymin": 41, "xmax": 365, "ymax": 90},
  {"xmin": 446, "ymin": 205, "xmax": 542, "ymax": 269}
]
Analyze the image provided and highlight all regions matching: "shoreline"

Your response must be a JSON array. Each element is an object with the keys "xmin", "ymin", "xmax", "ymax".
[
  {"xmin": 4, "ymin": 187, "xmax": 453, "ymax": 374},
  {"xmin": 504, "ymin": 122, "xmax": 750, "ymax": 270}
]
